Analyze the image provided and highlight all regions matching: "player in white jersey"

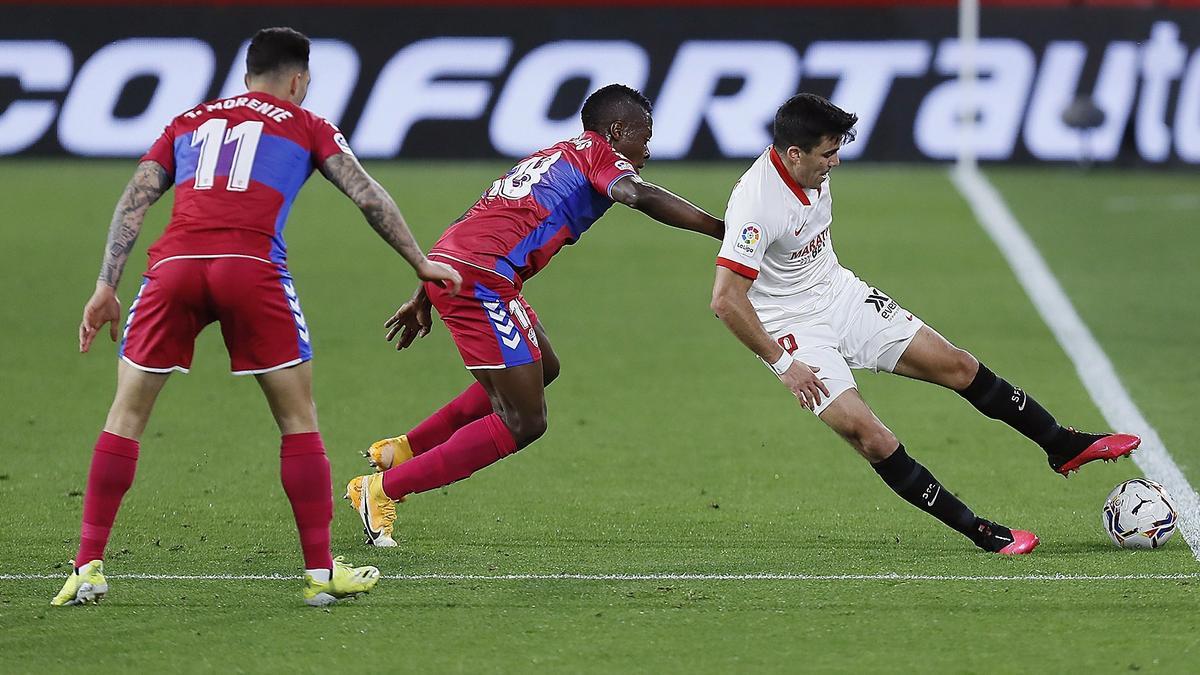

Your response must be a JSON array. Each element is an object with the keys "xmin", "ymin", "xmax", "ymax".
[{"xmin": 710, "ymin": 94, "xmax": 1141, "ymax": 554}]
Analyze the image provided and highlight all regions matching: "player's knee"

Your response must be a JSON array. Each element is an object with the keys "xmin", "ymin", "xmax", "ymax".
[
  {"xmin": 541, "ymin": 356, "xmax": 560, "ymax": 386},
  {"xmin": 846, "ymin": 426, "xmax": 899, "ymax": 462},
  {"xmin": 948, "ymin": 348, "xmax": 980, "ymax": 391},
  {"xmin": 105, "ymin": 403, "xmax": 154, "ymax": 440},
  {"xmin": 500, "ymin": 409, "xmax": 548, "ymax": 446},
  {"xmin": 273, "ymin": 402, "xmax": 319, "ymax": 435}
]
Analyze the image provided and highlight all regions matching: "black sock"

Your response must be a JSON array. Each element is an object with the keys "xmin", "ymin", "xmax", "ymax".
[
  {"xmin": 957, "ymin": 363, "xmax": 1068, "ymax": 454},
  {"xmin": 871, "ymin": 444, "xmax": 977, "ymax": 537}
]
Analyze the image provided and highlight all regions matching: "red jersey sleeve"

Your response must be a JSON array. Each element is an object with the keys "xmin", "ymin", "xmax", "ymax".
[
  {"xmin": 308, "ymin": 112, "xmax": 352, "ymax": 168},
  {"xmin": 140, "ymin": 121, "xmax": 177, "ymax": 176},
  {"xmin": 582, "ymin": 137, "xmax": 639, "ymax": 199}
]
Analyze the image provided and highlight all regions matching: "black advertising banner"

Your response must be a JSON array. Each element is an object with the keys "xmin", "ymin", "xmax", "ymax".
[{"xmin": 3, "ymin": 5, "xmax": 1200, "ymax": 163}]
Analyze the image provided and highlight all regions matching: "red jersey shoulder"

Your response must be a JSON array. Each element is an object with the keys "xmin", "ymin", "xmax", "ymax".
[{"xmin": 558, "ymin": 131, "xmax": 639, "ymax": 198}]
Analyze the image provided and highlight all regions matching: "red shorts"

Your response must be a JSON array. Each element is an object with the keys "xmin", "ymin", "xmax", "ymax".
[
  {"xmin": 426, "ymin": 255, "xmax": 541, "ymax": 369},
  {"xmin": 120, "ymin": 256, "xmax": 313, "ymax": 375}
]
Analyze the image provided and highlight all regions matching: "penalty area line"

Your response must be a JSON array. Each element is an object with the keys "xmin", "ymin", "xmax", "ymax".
[
  {"xmin": 951, "ymin": 164, "xmax": 1200, "ymax": 562},
  {"xmin": 3, "ymin": 573, "xmax": 1200, "ymax": 582}
]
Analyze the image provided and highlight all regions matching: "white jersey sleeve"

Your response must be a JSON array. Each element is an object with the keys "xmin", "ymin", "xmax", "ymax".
[{"xmin": 716, "ymin": 175, "xmax": 777, "ymax": 280}]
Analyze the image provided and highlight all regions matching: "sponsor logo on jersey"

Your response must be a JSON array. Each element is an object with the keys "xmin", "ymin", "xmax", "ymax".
[
  {"xmin": 734, "ymin": 223, "xmax": 761, "ymax": 256},
  {"xmin": 864, "ymin": 288, "xmax": 899, "ymax": 320},
  {"xmin": 788, "ymin": 228, "xmax": 829, "ymax": 262}
]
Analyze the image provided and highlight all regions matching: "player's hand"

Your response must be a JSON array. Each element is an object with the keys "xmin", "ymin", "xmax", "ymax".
[
  {"xmin": 384, "ymin": 294, "xmax": 434, "ymax": 350},
  {"xmin": 416, "ymin": 259, "xmax": 462, "ymax": 296},
  {"xmin": 80, "ymin": 283, "xmax": 121, "ymax": 354},
  {"xmin": 779, "ymin": 361, "xmax": 829, "ymax": 412}
]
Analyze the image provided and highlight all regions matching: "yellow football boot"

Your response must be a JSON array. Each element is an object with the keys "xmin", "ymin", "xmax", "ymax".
[
  {"xmin": 303, "ymin": 556, "xmax": 380, "ymax": 607},
  {"xmin": 362, "ymin": 435, "xmax": 414, "ymax": 472},
  {"xmin": 50, "ymin": 559, "xmax": 108, "ymax": 606},
  {"xmin": 344, "ymin": 474, "xmax": 397, "ymax": 547}
]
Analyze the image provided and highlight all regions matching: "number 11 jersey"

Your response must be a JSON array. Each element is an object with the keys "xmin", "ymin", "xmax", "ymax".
[{"xmin": 140, "ymin": 92, "xmax": 350, "ymax": 269}]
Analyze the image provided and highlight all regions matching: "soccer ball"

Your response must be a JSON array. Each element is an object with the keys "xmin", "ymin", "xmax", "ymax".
[{"xmin": 1101, "ymin": 478, "xmax": 1178, "ymax": 549}]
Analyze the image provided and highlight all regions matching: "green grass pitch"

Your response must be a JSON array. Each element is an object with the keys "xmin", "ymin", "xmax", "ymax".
[{"xmin": 0, "ymin": 160, "xmax": 1196, "ymax": 672}]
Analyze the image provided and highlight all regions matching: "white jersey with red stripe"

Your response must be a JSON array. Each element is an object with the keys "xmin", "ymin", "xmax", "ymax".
[{"xmin": 716, "ymin": 146, "xmax": 843, "ymax": 321}]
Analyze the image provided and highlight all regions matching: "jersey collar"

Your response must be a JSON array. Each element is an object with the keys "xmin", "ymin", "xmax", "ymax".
[{"xmin": 768, "ymin": 146, "xmax": 811, "ymax": 206}]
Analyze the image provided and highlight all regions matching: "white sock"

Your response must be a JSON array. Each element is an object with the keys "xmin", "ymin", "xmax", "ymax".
[{"xmin": 306, "ymin": 568, "xmax": 331, "ymax": 583}]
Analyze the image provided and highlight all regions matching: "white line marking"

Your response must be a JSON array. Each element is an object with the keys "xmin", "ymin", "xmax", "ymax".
[
  {"xmin": 951, "ymin": 164, "xmax": 1200, "ymax": 561},
  {"xmin": 4, "ymin": 572, "xmax": 1198, "ymax": 582}
]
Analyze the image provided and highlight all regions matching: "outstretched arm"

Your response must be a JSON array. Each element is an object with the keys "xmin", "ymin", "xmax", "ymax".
[
  {"xmin": 710, "ymin": 266, "xmax": 829, "ymax": 410},
  {"xmin": 80, "ymin": 160, "xmax": 170, "ymax": 353},
  {"xmin": 609, "ymin": 175, "xmax": 723, "ymax": 239},
  {"xmin": 320, "ymin": 153, "xmax": 461, "ymax": 294}
]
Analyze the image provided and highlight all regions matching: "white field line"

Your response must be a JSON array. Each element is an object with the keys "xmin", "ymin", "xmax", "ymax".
[
  {"xmin": 950, "ymin": 164, "xmax": 1200, "ymax": 561},
  {"xmin": 2, "ymin": 572, "xmax": 1199, "ymax": 582}
]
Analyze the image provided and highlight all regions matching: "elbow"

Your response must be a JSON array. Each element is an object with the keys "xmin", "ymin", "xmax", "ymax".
[
  {"xmin": 709, "ymin": 293, "xmax": 729, "ymax": 318},
  {"xmin": 617, "ymin": 191, "xmax": 641, "ymax": 211}
]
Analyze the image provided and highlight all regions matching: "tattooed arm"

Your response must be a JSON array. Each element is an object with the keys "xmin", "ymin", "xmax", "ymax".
[
  {"xmin": 319, "ymin": 153, "xmax": 461, "ymax": 293},
  {"xmin": 98, "ymin": 160, "xmax": 171, "ymax": 287},
  {"xmin": 79, "ymin": 161, "xmax": 170, "ymax": 353}
]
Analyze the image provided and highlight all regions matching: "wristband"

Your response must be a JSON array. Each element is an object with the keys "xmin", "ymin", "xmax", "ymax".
[{"xmin": 768, "ymin": 351, "xmax": 793, "ymax": 376}]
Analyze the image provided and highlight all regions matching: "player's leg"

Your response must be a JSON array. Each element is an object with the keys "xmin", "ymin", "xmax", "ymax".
[
  {"xmin": 349, "ymin": 268, "xmax": 547, "ymax": 545},
  {"xmin": 52, "ymin": 363, "xmax": 170, "ymax": 607},
  {"xmin": 75, "ymin": 362, "xmax": 170, "ymax": 563},
  {"xmin": 55, "ymin": 262, "xmax": 205, "ymax": 606},
  {"xmin": 217, "ymin": 258, "xmax": 377, "ymax": 603},
  {"xmin": 254, "ymin": 363, "xmax": 374, "ymax": 604},
  {"xmin": 255, "ymin": 362, "xmax": 334, "ymax": 574},
  {"xmin": 818, "ymin": 388, "xmax": 1038, "ymax": 554},
  {"xmin": 891, "ymin": 324, "xmax": 1139, "ymax": 474},
  {"xmin": 379, "ymin": 360, "xmax": 545, "ymax": 501},
  {"xmin": 348, "ymin": 361, "xmax": 544, "ymax": 547},
  {"xmin": 367, "ymin": 321, "xmax": 560, "ymax": 470}
]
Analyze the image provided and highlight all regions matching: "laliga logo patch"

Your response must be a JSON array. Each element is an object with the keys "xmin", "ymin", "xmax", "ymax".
[
  {"xmin": 333, "ymin": 132, "xmax": 354, "ymax": 156},
  {"xmin": 734, "ymin": 223, "xmax": 762, "ymax": 256},
  {"xmin": 615, "ymin": 159, "xmax": 634, "ymax": 172}
]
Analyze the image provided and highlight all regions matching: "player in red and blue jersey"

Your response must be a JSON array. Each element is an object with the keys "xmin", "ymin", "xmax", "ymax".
[
  {"xmin": 345, "ymin": 85, "xmax": 724, "ymax": 547},
  {"xmin": 52, "ymin": 28, "xmax": 461, "ymax": 606}
]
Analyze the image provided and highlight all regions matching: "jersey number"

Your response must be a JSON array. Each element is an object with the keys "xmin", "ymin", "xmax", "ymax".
[
  {"xmin": 190, "ymin": 118, "xmax": 264, "ymax": 192},
  {"xmin": 486, "ymin": 151, "xmax": 562, "ymax": 200}
]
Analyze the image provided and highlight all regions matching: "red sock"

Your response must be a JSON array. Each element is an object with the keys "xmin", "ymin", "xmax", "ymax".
[
  {"xmin": 75, "ymin": 431, "xmax": 139, "ymax": 565},
  {"xmin": 280, "ymin": 432, "xmax": 334, "ymax": 571},
  {"xmin": 382, "ymin": 414, "xmax": 517, "ymax": 500},
  {"xmin": 407, "ymin": 382, "xmax": 493, "ymax": 455}
]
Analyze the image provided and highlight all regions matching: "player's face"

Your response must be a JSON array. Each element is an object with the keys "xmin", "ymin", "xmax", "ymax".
[
  {"xmin": 609, "ymin": 113, "xmax": 653, "ymax": 170},
  {"xmin": 788, "ymin": 135, "xmax": 842, "ymax": 189}
]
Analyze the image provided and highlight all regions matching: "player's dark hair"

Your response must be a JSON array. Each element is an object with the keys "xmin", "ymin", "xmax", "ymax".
[
  {"xmin": 246, "ymin": 27, "xmax": 310, "ymax": 77},
  {"xmin": 772, "ymin": 93, "xmax": 858, "ymax": 153},
  {"xmin": 580, "ymin": 84, "xmax": 652, "ymax": 133}
]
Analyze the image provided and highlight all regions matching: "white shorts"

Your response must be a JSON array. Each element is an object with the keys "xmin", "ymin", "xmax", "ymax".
[{"xmin": 756, "ymin": 268, "xmax": 924, "ymax": 415}]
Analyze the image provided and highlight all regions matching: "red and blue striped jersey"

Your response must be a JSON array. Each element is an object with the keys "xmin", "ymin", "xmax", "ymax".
[
  {"xmin": 140, "ymin": 92, "xmax": 348, "ymax": 268},
  {"xmin": 431, "ymin": 131, "xmax": 638, "ymax": 284}
]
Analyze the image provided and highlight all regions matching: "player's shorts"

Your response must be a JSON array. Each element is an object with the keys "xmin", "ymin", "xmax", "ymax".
[
  {"xmin": 426, "ymin": 254, "xmax": 541, "ymax": 369},
  {"xmin": 756, "ymin": 267, "xmax": 924, "ymax": 415},
  {"xmin": 119, "ymin": 255, "xmax": 313, "ymax": 375}
]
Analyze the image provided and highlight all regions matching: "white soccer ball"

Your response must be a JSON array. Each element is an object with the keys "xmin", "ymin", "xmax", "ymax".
[{"xmin": 1102, "ymin": 478, "xmax": 1178, "ymax": 549}]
